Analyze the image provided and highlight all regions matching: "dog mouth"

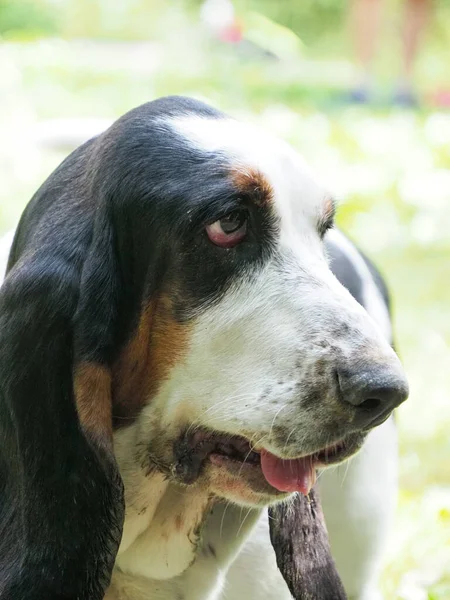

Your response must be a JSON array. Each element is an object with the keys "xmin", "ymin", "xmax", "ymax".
[{"xmin": 172, "ymin": 430, "xmax": 364, "ymax": 496}]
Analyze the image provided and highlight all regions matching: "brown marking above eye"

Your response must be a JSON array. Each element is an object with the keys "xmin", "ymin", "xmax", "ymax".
[
  {"xmin": 111, "ymin": 296, "xmax": 192, "ymax": 426},
  {"xmin": 318, "ymin": 196, "xmax": 336, "ymax": 237},
  {"xmin": 231, "ymin": 166, "xmax": 274, "ymax": 207}
]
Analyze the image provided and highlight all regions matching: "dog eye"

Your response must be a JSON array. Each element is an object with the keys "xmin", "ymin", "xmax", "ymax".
[{"xmin": 206, "ymin": 210, "xmax": 248, "ymax": 248}]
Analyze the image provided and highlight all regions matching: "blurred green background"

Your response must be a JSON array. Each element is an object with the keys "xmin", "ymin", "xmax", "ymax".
[{"xmin": 1, "ymin": 1, "xmax": 449, "ymax": 598}]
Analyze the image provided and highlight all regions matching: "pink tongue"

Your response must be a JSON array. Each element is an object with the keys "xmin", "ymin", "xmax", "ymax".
[{"xmin": 260, "ymin": 449, "xmax": 316, "ymax": 496}]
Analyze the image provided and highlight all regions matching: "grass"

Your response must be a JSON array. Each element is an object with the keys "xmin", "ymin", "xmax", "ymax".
[{"xmin": 0, "ymin": 5, "xmax": 449, "ymax": 598}]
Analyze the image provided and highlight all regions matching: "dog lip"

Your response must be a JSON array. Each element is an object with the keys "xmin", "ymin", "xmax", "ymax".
[
  {"xmin": 172, "ymin": 430, "xmax": 261, "ymax": 484},
  {"xmin": 265, "ymin": 432, "xmax": 365, "ymax": 467},
  {"xmin": 190, "ymin": 430, "xmax": 259, "ymax": 452},
  {"xmin": 362, "ymin": 409, "xmax": 393, "ymax": 430},
  {"xmin": 173, "ymin": 429, "xmax": 366, "ymax": 486},
  {"xmin": 311, "ymin": 439, "xmax": 351, "ymax": 465}
]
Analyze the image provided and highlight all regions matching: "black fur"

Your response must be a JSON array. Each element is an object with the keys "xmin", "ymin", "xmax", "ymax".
[{"xmin": 0, "ymin": 96, "xmax": 279, "ymax": 598}]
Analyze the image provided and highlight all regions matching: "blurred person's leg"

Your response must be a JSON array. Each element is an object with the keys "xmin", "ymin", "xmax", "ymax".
[
  {"xmin": 349, "ymin": 0, "xmax": 384, "ymax": 102},
  {"xmin": 394, "ymin": 0, "xmax": 432, "ymax": 105}
]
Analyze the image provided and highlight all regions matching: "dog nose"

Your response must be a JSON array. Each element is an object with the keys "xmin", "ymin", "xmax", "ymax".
[{"xmin": 338, "ymin": 365, "xmax": 409, "ymax": 427}]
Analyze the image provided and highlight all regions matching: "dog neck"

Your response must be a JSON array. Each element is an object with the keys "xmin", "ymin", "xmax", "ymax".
[
  {"xmin": 114, "ymin": 449, "xmax": 213, "ymax": 582},
  {"xmin": 109, "ymin": 425, "xmax": 263, "ymax": 600}
]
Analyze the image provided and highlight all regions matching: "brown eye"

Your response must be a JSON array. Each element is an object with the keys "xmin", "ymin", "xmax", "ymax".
[{"xmin": 205, "ymin": 210, "xmax": 248, "ymax": 248}]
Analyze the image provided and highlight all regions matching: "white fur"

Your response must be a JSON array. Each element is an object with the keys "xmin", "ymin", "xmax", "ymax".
[
  {"xmin": 222, "ymin": 231, "xmax": 398, "ymax": 600},
  {"xmin": 1, "ymin": 114, "xmax": 404, "ymax": 600},
  {"xmin": 143, "ymin": 115, "xmax": 401, "ymax": 456}
]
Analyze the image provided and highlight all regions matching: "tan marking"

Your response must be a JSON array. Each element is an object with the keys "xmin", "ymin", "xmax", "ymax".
[
  {"xmin": 112, "ymin": 296, "xmax": 192, "ymax": 421},
  {"xmin": 104, "ymin": 586, "xmax": 119, "ymax": 600},
  {"xmin": 231, "ymin": 166, "xmax": 274, "ymax": 206},
  {"xmin": 73, "ymin": 362, "xmax": 113, "ymax": 449}
]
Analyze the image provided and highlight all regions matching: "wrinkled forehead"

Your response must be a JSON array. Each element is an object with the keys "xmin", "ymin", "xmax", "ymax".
[{"xmin": 166, "ymin": 114, "xmax": 331, "ymax": 243}]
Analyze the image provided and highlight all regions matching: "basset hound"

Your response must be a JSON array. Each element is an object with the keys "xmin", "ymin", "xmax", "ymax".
[{"xmin": 0, "ymin": 96, "xmax": 408, "ymax": 600}]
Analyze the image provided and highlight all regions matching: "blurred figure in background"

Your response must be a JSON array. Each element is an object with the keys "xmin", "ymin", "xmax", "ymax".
[
  {"xmin": 200, "ymin": 0, "xmax": 243, "ymax": 44},
  {"xmin": 349, "ymin": 0, "xmax": 432, "ymax": 106},
  {"xmin": 199, "ymin": 0, "xmax": 279, "ymax": 59}
]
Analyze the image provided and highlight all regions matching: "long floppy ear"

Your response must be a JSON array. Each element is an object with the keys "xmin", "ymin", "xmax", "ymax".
[
  {"xmin": 269, "ymin": 487, "xmax": 347, "ymax": 600},
  {"xmin": 0, "ymin": 204, "xmax": 124, "ymax": 598}
]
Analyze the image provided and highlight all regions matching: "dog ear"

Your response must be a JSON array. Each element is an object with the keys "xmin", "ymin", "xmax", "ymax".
[
  {"xmin": 269, "ymin": 487, "xmax": 347, "ymax": 600},
  {"xmin": 0, "ymin": 204, "xmax": 124, "ymax": 598}
]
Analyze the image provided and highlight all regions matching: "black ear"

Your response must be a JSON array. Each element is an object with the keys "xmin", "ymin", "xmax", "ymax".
[
  {"xmin": 269, "ymin": 487, "xmax": 347, "ymax": 600},
  {"xmin": 0, "ymin": 203, "xmax": 124, "ymax": 598}
]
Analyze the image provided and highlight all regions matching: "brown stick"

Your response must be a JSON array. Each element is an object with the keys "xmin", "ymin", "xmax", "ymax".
[{"xmin": 269, "ymin": 487, "xmax": 347, "ymax": 600}]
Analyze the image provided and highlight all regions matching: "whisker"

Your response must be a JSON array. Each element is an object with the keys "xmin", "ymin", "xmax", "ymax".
[
  {"xmin": 282, "ymin": 426, "xmax": 297, "ymax": 455},
  {"xmin": 236, "ymin": 507, "xmax": 253, "ymax": 538},
  {"xmin": 341, "ymin": 456, "xmax": 352, "ymax": 487},
  {"xmin": 219, "ymin": 500, "xmax": 232, "ymax": 539},
  {"xmin": 236, "ymin": 432, "xmax": 268, "ymax": 478},
  {"xmin": 185, "ymin": 393, "xmax": 257, "ymax": 436},
  {"xmin": 268, "ymin": 405, "xmax": 286, "ymax": 442}
]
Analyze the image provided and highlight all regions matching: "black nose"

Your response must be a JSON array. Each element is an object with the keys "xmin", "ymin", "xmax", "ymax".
[{"xmin": 338, "ymin": 366, "xmax": 409, "ymax": 428}]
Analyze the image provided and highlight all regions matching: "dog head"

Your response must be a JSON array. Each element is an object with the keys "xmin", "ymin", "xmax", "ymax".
[
  {"xmin": 0, "ymin": 96, "xmax": 408, "ymax": 597},
  {"xmin": 105, "ymin": 97, "xmax": 408, "ymax": 506}
]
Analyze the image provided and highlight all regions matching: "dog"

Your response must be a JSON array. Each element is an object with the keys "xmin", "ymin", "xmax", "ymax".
[{"xmin": 0, "ymin": 96, "xmax": 408, "ymax": 600}]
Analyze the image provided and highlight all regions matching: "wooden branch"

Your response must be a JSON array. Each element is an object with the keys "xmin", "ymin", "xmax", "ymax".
[{"xmin": 269, "ymin": 487, "xmax": 348, "ymax": 600}]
